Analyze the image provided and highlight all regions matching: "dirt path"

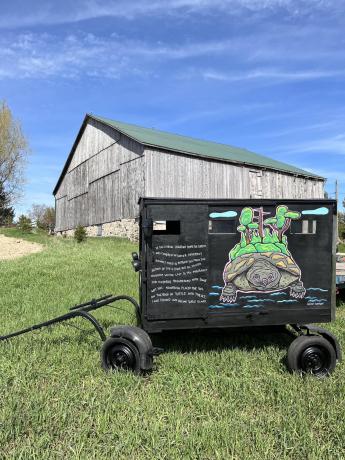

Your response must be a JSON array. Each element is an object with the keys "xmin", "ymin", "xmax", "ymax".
[{"xmin": 0, "ymin": 234, "xmax": 44, "ymax": 260}]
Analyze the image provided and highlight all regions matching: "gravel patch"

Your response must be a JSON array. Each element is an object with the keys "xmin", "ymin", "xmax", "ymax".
[{"xmin": 0, "ymin": 234, "xmax": 44, "ymax": 260}]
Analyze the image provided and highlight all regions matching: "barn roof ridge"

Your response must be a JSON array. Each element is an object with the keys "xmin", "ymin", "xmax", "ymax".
[{"xmin": 90, "ymin": 114, "xmax": 323, "ymax": 180}]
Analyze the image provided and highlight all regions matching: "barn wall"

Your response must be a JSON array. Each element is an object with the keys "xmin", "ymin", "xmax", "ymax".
[
  {"xmin": 55, "ymin": 121, "xmax": 144, "ymax": 232},
  {"xmin": 144, "ymin": 149, "xmax": 324, "ymax": 199}
]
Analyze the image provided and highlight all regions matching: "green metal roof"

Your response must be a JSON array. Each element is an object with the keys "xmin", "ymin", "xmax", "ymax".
[{"xmin": 91, "ymin": 114, "xmax": 323, "ymax": 179}]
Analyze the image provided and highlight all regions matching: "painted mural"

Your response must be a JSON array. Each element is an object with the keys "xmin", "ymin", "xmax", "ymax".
[
  {"xmin": 208, "ymin": 206, "xmax": 330, "ymax": 310},
  {"xmin": 220, "ymin": 205, "xmax": 305, "ymax": 303}
]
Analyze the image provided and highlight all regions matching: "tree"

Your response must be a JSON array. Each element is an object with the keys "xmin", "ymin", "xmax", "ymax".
[
  {"xmin": 264, "ymin": 205, "xmax": 300, "ymax": 242},
  {"xmin": 0, "ymin": 181, "xmax": 14, "ymax": 225},
  {"xmin": 28, "ymin": 204, "xmax": 55, "ymax": 230},
  {"xmin": 28, "ymin": 204, "xmax": 46, "ymax": 228},
  {"xmin": 17, "ymin": 215, "xmax": 32, "ymax": 233},
  {"xmin": 74, "ymin": 225, "xmax": 87, "ymax": 243},
  {"xmin": 42, "ymin": 206, "xmax": 55, "ymax": 231},
  {"xmin": 0, "ymin": 101, "xmax": 29, "ymax": 203},
  {"xmin": 339, "ymin": 212, "xmax": 345, "ymax": 241},
  {"xmin": 238, "ymin": 207, "xmax": 258, "ymax": 244}
]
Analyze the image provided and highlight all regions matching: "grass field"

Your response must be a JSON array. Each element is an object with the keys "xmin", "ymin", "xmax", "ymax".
[{"xmin": 0, "ymin": 229, "xmax": 344, "ymax": 459}]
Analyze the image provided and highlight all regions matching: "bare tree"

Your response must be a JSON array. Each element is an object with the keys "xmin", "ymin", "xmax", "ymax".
[
  {"xmin": 28, "ymin": 203, "xmax": 55, "ymax": 230},
  {"xmin": 0, "ymin": 101, "xmax": 29, "ymax": 202}
]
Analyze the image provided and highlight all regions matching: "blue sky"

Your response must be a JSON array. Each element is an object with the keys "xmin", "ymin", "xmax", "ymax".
[{"xmin": 1, "ymin": 0, "xmax": 345, "ymax": 214}]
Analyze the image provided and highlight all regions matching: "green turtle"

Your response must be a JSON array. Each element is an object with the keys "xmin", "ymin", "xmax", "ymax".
[{"xmin": 220, "ymin": 252, "xmax": 305, "ymax": 303}]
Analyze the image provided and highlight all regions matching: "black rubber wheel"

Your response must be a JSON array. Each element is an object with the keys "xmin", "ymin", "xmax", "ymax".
[
  {"xmin": 287, "ymin": 335, "xmax": 336, "ymax": 377},
  {"xmin": 101, "ymin": 337, "xmax": 140, "ymax": 373}
]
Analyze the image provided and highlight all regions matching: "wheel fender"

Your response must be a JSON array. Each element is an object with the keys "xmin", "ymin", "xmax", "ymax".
[
  {"xmin": 109, "ymin": 325, "xmax": 153, "ymax": 371},
  {"xmin": 303, "ymin": 325, "xmax": 342, "ymax": 362}
]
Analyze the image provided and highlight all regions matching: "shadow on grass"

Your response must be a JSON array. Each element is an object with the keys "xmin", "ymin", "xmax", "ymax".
[
  {"xmin": 149, "ymin": 326, "xmax": 293, "ymax": 355},
  {"xmin": 5, "ymin": 318, "xmax": 293, "ymax": 362},
  {"xmin": 336, "ymin": 289, "xmax": 345, "ymax": 306},
  {"xmin": 43, "ymin": 318, "xmax": 293, "ymax": 354}
]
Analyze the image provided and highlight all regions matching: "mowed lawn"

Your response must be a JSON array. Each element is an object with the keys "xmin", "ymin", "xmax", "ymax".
[{"xmin": 0, "ymin": 230, "xmax": 344, "ymax": 459}]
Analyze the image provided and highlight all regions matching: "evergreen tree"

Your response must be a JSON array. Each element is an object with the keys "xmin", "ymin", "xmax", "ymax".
[
  {"xmin": 17, "ymin": 214, "xmax": 32, "ymax": 232},
  {"xmin": 74, "ymin": 225, "xmax": 87, "ymax": 243},
  {"xmin": 0, "ymin": 181, "xmax": 14, "ymax": 225}
]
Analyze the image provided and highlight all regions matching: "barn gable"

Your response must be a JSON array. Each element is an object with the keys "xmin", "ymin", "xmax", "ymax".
[{"xmin": 55, "ymin": 116, "xmax": 144, "ymax": 232}]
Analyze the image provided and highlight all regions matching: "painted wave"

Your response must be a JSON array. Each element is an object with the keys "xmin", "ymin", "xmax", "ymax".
[
  {"xmin": 306, "ymin": 296, "xmax": 327, "ymax": 301},
  {"xmin": 209, "ymin": 303, "xmax": 240, "ymax": 309},
  {"xmin": 247, "ymin": 298, "xmax": 275, "ymax": 303},
  {"xmin": 277, "ymin": 299, "xmax": 298, "ymax": 303}
]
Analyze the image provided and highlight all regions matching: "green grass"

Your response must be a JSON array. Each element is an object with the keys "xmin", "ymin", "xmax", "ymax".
[
  {"xmin": 338, "ymin": 243, "xmax": 345, "ymax": 253},
  {"xmin": 0, "ymin": 230, "xmax": 344, "ymax": 459},
  {"xmin": 0, "ymin": 227, "xmax": 52, "ymax": 245}
]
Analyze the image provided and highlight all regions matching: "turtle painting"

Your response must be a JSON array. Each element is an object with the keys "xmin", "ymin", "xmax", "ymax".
[
  {"xmin": 219, "ymin": 205, "xmax": 306, "ymax": 303},
  {"xmin": 220, "ymin": 252, "xmax": 306, "ymax": 303}
]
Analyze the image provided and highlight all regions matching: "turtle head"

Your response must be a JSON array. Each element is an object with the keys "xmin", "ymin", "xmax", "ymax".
[{"xmin": 247, "ymin": 259, "xmax": 281, "ymax": 290}]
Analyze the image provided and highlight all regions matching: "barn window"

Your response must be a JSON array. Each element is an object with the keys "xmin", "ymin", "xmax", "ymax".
[
  {"xmin": 291, "ymin": 219, "xmax": 317, "ymax": 234},
  {"xmin": 209, "ymin": 219, "xmax": 236, "ymax": 234},
  {"xmin": 97, "ymin": 224, "xmax": 103, "ymax": 237},
  {"xmin": 153, "ymin": 220, "xmax": 180, "ymax": 235}
]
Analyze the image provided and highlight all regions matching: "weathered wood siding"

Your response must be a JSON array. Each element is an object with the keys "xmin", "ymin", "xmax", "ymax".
[
  {"xmin": 55, "ymin": 120, "xmax": 144, "ymax": 231},
  {"xmin": 55, "ymin": 121, "xmax": 324, "ymax": 233},
  {"xmin": 144, "ymin": 148, "xmax": 324, "ymax": 200}
]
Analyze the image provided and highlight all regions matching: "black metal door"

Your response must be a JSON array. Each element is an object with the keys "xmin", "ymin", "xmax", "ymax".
[{"xmin": 143, "ymin": 203, "xmax": 209, "ymax": 320}]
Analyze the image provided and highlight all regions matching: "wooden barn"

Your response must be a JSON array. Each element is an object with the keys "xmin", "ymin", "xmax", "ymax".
[{"xmin": 53, "ymin": 114, "xmax": 325, "ymax": 240}]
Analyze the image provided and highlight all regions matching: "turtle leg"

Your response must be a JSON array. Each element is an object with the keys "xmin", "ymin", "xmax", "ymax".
[
  {"xmin": 289, "ymin": 280, "xmax": 306, "ymax": 299},
  {"xmin": 220, "ymin": 283, "xmax": 237, "ymax": 303}
]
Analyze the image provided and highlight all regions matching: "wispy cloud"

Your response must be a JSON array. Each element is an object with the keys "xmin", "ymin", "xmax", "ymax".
[
  {"xmin": 1, "ymin": 1, "xmax": 343, "ymax": 29},
  {"xmin": 1, "ymin": 25, "xmax": 345, "ymax": 84},
  {"xmin": 272, "ymin": 134, "xmax": 345, "ymax": 156},
  {"xmin": 258, "ymin": 121, "xmax": 342, "ymax": 139},
  {"xmin": 203, "ymin": 68, "xmax": 344, "ymax": 83}
]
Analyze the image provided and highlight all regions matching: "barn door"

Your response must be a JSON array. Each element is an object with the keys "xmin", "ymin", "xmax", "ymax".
[
  {"xmin": 143, "ymin": 203, "xmax": 209, "ymax": 321},
  {"xmin": 249, "ymin": 170, "xmax": 263, "ymax": 198}
]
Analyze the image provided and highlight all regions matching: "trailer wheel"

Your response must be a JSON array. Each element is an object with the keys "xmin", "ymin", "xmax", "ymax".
[
  {"xmin": 101, "ymin": 337, "xmax": 140, "ymax": 373},
  {"xmin": 287, "ymin": 335, "xmax": 336, "ymax": 377}
]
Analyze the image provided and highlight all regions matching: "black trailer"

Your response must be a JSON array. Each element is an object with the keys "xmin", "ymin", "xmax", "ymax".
[
  {"xmin": 1, "ymin": 197, "xmax": 342, "ymax": 377},
  {"xmin": 139, "ymin": 198, "xmax": 337, "ymax": 331},
  {"xmin": 136, "ymin": 197, "xmax": 341, "ymax": 376}
]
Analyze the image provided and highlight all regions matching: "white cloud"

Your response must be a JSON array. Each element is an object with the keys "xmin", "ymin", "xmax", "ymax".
[
  {"xmin": 259, "ymin": 121, "xmax": 339, "ymax": 138},
  {"xmin": 1, "ymin": 3, "xmax": 345, "ymax": 88},
  {"xmin": 0, "ymin": 0, "xmax": 343, "ymax": 28},
  {"xmin": 203, "ymin": 68, "xmax": 344, "ymax": 83},
  {"xmin": 0, "ymin": 28, "xmax": 344, "ymax": 83},
  {"xmin": 296, "ymin": 136, "xmax": 345, "ymax": 155},
  {"xmin": 264, "ymin": 134, "xmax": 345, "ymax": 156}
]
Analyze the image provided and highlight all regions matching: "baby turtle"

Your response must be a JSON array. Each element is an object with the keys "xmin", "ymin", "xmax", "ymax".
[{"xmin": 220, "ymin": 252, "xmax": 305, "ymax": 303}]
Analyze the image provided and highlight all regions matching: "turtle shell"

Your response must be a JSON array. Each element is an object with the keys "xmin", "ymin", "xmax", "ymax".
[{"xmin": 225, "ymin": 252, "xmax": 300, "ymax": 284}]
